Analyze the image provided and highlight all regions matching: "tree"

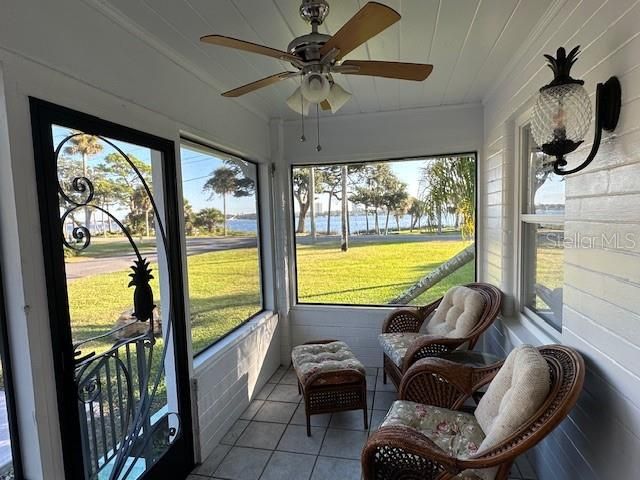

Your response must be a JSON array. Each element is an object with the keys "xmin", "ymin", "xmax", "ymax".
[
  {"xmin": 421, "ymin": 160, "xmax": 449, "ymax": 234},
  {"xmin": 292, "ymin": 167, "xmax": 324, "ymax": 234},
  {"xmin": 63, "ymin": 132, "xmax": 104, "ymax": 230},
  {"xmin": 184, "ymin": 199, "xmax": 196, "ymax": 236},
  {"xmin": 96, "ymin": 153, "xmax": 152, "ymax": 209},
  {"xmin": 393, "ymin": 195, "xmax": 412, "ymax": 232},
  {"xmin": 388, "ymin": 244, "xmax": 475, "ymax": 305},
  {"xmin": 380, "ymin": 178, "xmax": 408, "ymax": 235},
  {"xmin": 317, "ymin": 166, "xmax": 342, "ymax": 235},
  {"xmin": 91, "ymin": 172, "xmax": 121, "ymax": 237},
  {"xmin": 407, "ymin": 197, "xmax": 425, "ymax": 231},
  {"xmin": 203, "ymin": 166, "xmax": 254, "ymax": 236},
  {"xmin": 194, "ymin": 208, "xmax": 224, "ymax": 233},
  {"xmin": 340, "ymin": 165, "xmax": 349, "ymax": 251},
  {"xmin": 95, "ymin": 153, "xmax": 153, "ymax": 237},
  {"xmin": 350, "ymin": 186, "xmax": 373, "ymax": 233}
]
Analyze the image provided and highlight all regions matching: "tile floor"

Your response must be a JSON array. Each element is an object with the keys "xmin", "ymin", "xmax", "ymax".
[{"xmin": 189, "ymin": 366, "xmax": 537, "ymax": 480}]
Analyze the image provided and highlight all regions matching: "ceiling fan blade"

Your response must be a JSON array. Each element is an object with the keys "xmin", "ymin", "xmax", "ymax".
[
  {"xmin": 201, "ymin": 35, "xmax": 301, "ymax": 64},
  {"xmin": 320, "ymin": 2, "xmax": 400, "ymax": 60},
  {"xmin": 320, "ymin": 100, "xmax": 332, "ymax": 111},
  {"xmin": 222, "ymin": 72, "xmax": 297, "ymax": 97},
  {"xmin": 339, "ymin": 60, "xmax": 433, "ymax": 81}
]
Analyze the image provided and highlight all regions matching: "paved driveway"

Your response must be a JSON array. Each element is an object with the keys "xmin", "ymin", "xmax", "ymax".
[{"xmin": 65, "ymin": 237, "xmax": 257, "ymax": 280}]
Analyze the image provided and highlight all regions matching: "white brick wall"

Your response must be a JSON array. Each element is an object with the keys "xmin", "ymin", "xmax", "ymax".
[
  {"xmin": 480, "ymin": 0, "xmax": 640, "ymax": 478},
  {"xmin": 192, "ymin": 313, "xmax": 281, "ymax": 461}
]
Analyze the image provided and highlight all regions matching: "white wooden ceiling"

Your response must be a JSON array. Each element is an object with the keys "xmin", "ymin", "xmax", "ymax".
[{"xmin": 101, "ymin": 0, "xmax": 553, "ymax": 119}]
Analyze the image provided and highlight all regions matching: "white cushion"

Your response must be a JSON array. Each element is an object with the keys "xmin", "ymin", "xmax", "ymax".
[
  {"xmin": 473, "ymin": 345, "xmax": 551, "ymax": 479},
  {"xmin": 420, "ymin": 286, "xmax": 485, "ymax": 338}
]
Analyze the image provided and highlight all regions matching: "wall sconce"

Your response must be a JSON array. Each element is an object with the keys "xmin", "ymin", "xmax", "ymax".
[{"xmin": 531, "ymin": 46, "xmax": 621, "ymax": 175}]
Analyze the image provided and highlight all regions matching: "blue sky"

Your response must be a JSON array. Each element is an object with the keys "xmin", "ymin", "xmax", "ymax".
[
  {"xmin": 180, "ymin": 145, "xmax": 258, "ymax": 214},
  {"xmin": 53, "ymin": 126, "xmax": 258, "ymax": 216}
]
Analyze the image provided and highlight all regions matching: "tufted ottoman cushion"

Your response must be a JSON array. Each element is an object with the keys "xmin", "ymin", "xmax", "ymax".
[
  {"xmin": 292, "ymin": 340, "xmax": 366, "ymax": 385},
  {"xmin": 291, "ymin": 340, "xmax": 368, "ymax": 436}
]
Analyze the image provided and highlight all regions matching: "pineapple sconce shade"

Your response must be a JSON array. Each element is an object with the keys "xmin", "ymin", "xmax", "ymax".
[{"xmin": 531, "ymin": 46, "xmax": 621, "ymax": 175}]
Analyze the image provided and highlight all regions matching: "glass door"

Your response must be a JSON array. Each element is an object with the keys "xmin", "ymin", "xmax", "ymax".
[{"xmin": 30, "ymin": 99, "xmax": 193, "ymax": 479}]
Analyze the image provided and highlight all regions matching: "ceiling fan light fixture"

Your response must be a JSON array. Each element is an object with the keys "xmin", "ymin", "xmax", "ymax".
[
  {"xmin": 301, "ymin": 72, "xmax": 330, "ymax": 103},
  {"xmin": 286, "ymin": 87, "xmax": 312, "ymax": 116},
  {"xmin": 326, "ymin": 82, "xmax": 352, "ymax": 113}
]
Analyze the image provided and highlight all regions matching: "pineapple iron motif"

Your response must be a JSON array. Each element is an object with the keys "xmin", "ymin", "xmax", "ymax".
[{"xmin": 128, "ymin": 257, "xmax": 155, "ymax": 323}]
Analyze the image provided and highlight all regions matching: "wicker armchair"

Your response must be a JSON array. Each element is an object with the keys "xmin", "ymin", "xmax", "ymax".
[
  {"xmin": 381, "ymin": 283, "xmax": 502, "ymax": 389},
  {"xmin": 362, "ymin": 345, "xmax": 585, "ymax": 480}
]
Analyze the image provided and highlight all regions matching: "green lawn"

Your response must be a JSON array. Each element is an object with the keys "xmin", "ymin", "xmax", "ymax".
[
  {"xmin": 67, "ymin": 238, "xmax": 474, "ymax": 358},
  {"xmin": 295, "ymin": 239, "xmax": 475, "ymax": 306},
  {"xmin": 68, "ymin": 247, "xmax": 262, "ymax": 356},
  {"xmin": 186, "ymin": 248, "xmax": 261, "ymax": 355}
]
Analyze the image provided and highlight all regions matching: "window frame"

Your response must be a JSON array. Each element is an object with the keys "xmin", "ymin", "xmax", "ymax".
[
  {"xmin": 515, "ymin": 117, "xmax": 565, "ymax": 335},
  {"xmin": 289, "ymin": 151, "xmax": 479, "ymax": 307},
  {"xmin": 179, "ymin": 137, "xmax": 267, "ymax": 358}
]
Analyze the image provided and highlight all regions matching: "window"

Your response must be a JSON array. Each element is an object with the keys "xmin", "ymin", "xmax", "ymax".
[
  {"xmin": 519, "ymin": 125, "xmax": 565, "ymax": 331},
  {"xmin": 180, "ymin": 141, "xmax": 263, "ymax": 356},
  {"xmin": 291, "ymin": 155, "xmax": 477, "ymax": 306}
]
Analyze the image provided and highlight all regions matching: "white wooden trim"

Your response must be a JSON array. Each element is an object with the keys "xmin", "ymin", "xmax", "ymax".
[
  {"xmin": 521, "ymin": 214, "xmax": 565, "ymax": 224},
  {"xmin": 512, "ymin": 110, "xmax": 566, "ymax": 332}
]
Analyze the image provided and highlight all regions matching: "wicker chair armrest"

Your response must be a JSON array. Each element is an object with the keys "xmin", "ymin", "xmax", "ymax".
[
  {"xmin": 381, "ymin": 308, "xmax": 423, "ymax": 333},
  {"xmin": 401, "ymin": 336, "xmax": 466, "ymax": 372},
  {"xmin": 383, "ymin": 297, "xmax": 442, "ymax": 333},
  {"xmin": 362, "ymin": 425, "xmax": 461, "ymax": 479},
  {"xmin": 302, "ymin": 368, "xmax": 364, "ymax": 388},
  {"xmin": 399, "ymin": 358, "xmax": 477, "ymax": 409},
  {"xmin": 416, "ymin": 297, "xmax": 442, "ymax": 319}
]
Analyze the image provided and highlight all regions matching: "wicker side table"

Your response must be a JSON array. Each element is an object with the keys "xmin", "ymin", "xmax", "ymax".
[{"xmin": 292, "ymin": 340, "xmax": 368, "ymax": 436}]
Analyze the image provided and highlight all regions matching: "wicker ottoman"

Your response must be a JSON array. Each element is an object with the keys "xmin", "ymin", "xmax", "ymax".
[{"xmin": 291, "ymin": 340, "xmax": 368, "ymax": 436}]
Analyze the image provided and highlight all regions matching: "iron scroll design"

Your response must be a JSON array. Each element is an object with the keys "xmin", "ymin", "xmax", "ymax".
[{"xmin": 56, "ymin": 132, "xmax": 181, "ymax": 480}]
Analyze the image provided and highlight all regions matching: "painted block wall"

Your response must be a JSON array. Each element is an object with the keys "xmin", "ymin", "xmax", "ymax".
[{"xmin": 480, "ymin": 1, "xmax": 640, "ymax": 478}]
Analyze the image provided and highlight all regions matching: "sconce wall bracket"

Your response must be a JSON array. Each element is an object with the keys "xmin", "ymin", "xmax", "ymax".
[{"xmin": 552, "ymin": 76, "xmax": 621, "ymax": 175}]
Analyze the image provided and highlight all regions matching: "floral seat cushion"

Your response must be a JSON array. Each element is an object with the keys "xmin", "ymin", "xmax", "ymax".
[
  {"xmin": 378, "ymin": 332, "xmax": 423, "ymax": 367},
  {"xmin": 381, "ymin": 401, "xmax": 493, "ymax": 480},
  {"xmin": 382, "ymin": 400, "xmax": 485, "ymax": 459},
  {"xmin": 291, "ymin": 341, "xmax": 365, "ymax": 385}
]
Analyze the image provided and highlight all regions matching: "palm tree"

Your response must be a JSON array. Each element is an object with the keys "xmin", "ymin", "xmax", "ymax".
[
  {"xmin": 194, "ymin": 208, "xmax": 224, "ymax": 233},
  {"xmin": 292, "ymin": 168, "xmax": 323, "ymax": 234},
  {"xmin": 64, "ymin": 132, "xmax": 103, "ymax": 230},
  {"xmin": 203, "ymin": 167, "xmax": 237, "ymax": 236}
]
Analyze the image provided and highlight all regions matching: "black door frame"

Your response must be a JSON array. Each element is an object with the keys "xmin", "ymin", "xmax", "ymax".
[{"xmin": 29, "ymin": 98, "xmax": 194, "ymax": 479}]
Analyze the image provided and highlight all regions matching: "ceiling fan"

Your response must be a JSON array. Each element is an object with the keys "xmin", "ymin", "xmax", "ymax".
[{"xmin": 200, "ymin": 0, "xmax": 433, "ymax": 116}]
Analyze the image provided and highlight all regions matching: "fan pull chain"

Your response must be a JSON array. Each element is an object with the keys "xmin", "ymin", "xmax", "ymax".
[
  {"xmin": 299, "ymin": 89, "xmax": 306, "ymax": 142},
  {"xmin": 316, "ymin": 103, "xmax": 322, "ymax": 152}
]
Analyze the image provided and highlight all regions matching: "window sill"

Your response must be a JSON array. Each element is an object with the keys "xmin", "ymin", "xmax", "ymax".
[
  {"xmin": 291, "ymin": 303, "xmax": 398, "ymax": 311},
  {"xmin": 192, "ymin": 310, "xmax": 277, "ymax": 376},
  {"xmin": 500, "ymin": 311, "xmax": 562, "ymax": 347}
]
